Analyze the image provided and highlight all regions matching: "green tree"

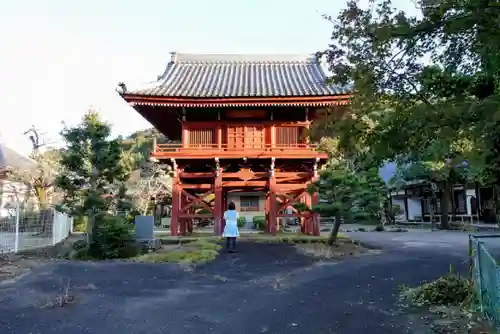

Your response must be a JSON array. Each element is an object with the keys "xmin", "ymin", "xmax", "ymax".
[
  {"xmin": 310, "ymin": 160, "xmax": 387, "ymax": 245},
  {"xmin": 119, "ymin": 128, "xmax": 170, "ymax": 170},
  {"xmin": 315, "ymin": 0, "xmax": 500, "ymax": 226},
  {"xmin": 56, "ymin": 110, "xmax": 129, "ymax": 242}
]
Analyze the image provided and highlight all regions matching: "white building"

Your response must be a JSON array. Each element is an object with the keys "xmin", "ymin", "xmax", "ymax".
[
  {"xmin": 0, "ymin": 144, "xmax": 37, "ymax": 217},
  {"xmin": 226, "ymin": 192, "xmax": 266, "ymax": 222}
]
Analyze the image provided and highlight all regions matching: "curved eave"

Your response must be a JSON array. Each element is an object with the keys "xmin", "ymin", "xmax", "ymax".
[{"xmin": 121, "ymin": 94, "xmax": 351, "ymax": 108}]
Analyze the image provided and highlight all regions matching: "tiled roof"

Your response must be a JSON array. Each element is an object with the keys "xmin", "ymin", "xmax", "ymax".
[
  {"xmin": 0, "ymin": 143, "xmax": 37, "ymax": 171},
  {"xmin": 128, "ymin": 53, "xmax": 350, "ymax": 98}
]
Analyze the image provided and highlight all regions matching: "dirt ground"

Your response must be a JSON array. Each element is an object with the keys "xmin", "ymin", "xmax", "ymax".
[
  {"xmin": 0, "ymin": 234, "xmax": 82, "ymax": 282},
  {"xmin": 0, "ymin": 234, "xmax": 472, "ymax": 334}
]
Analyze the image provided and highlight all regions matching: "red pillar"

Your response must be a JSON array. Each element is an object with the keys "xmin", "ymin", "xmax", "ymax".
[
  {"xmin": 268, "ymin": 177, "xmax": 277, "ymax": 235},
  {"xmin": 170, "ymin": 177, "xmax": 180, "ymax": 236},
  {"xmin": 265, "ymin": 194, "xmax": 270, "ymax": 233},
  {"xmin": 311, "ymin": 190, "xmax": 320, "ymax": 236},
  {"xmin": 311, "ymin": 166, "xmax": 320, "ymax": 236},
  {"xmin": 179, "ymin": 193, "xmax": 187, "ymax": 235},
  {"xmin": 214, "ymin": 163, "xmax": 223, "ymax": 235},
  {"xmin": 220, "ymin": 189, "xmax": 227, "ymax": 233}
]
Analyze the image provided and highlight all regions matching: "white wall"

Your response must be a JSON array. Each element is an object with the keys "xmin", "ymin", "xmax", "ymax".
[
  {"xmin": 226, "ymin": 191, "xmax": 266, "ymax": 222},
  {"xmin": 466, "ymin": 188, "xmax": 477, "ymax": 215},
  {"xmin": 407, "ymin": 198, "xmax": 422, "ymax": 220},
  {"xmin": 391, "ymin": 196, "xmax": 423, "ymax": 221}
]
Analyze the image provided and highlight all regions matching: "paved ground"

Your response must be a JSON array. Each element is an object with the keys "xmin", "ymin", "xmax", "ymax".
[
  {"xmin": 344, "ymin": 229, "xmax": 500, "ymax": 257},
  {"xmin": 0, "ymin": 231, "xmax": 496, "ymax": 334}
]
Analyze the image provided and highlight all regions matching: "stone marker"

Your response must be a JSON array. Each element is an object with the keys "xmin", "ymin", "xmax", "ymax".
[{"xmin": 135, "ymin": 215, "xmax": 161, "ymax": 250}]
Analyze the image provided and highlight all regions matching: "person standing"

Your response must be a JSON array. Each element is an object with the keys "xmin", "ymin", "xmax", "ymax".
[{"xmin": 223, "ymin": 202, "xmax": 239, "ymax": 253}]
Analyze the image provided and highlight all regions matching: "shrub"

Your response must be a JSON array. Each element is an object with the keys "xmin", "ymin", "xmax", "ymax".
[
  {"xmin": 399, "ymin": 273, "xmax": 476, "ymax": 308},
  {"xmin": 72, "ymin": 239, "xmax": 88, "ymax": 250},
  {"xmin": 237, "ymin": 216, "xmax": 246, "ymax": 228},
  {"xmin": 87, "ymin": 214, "xmax": 140, "ymax": 259},
  {"xmin": 252, "ymin": 216, "xmax": 266, "ymax": 230}
]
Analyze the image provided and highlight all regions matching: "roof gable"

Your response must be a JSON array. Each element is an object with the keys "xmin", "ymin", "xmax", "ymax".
[
  {"xmin": 127, "ymin": 52, "xmax": 351, "ymax": 98},
  {"xmin": 0, "ymin": 144, "xmax": 37, "ymax": 171}
]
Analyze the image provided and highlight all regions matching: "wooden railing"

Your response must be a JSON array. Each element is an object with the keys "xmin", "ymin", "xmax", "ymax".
[{"xmin": 155, "ymin": 143, "xmax": 320, "ymax": 153}]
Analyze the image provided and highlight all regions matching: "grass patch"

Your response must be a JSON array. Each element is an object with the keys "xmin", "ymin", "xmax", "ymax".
[
  {"xmin": 132, "ymin": 239, "xmax": 222, "ymax": 265},
  {"xmin": 160, "ymin": 233, "xmax": 347, "ymax": 245}
]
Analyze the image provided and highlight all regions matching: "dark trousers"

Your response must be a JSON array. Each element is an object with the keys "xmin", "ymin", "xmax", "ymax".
[{"xmin": 225, "ymin": 237, "xmax": 236, "ymax": 251}]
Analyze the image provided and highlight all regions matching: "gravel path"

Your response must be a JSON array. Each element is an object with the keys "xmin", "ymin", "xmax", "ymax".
[{"xmin": 0, "ymin": 236, "xmax": 473, "ymax": 334}]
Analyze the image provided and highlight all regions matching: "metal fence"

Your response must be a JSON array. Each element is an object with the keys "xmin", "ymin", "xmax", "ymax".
[
  {"xmin": 469, "ymin": 234, "xmax": 500, "ymax": 328},
  {"xmin": 0, "ymin": 203, "xmax": 73, "ymax": 255}
]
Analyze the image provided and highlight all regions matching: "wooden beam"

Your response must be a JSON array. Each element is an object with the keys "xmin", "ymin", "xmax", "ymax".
[
  {"xmin": 179, "ymin": 172, "xmax": 215, "ymax": 178},
  {"xmin": 275, "ymin": 184, "xmax": 308, "ymax": 192},
  {"xmin": 180, "ymin": 184, "xmax": 213, "ymax": 190},
  {"xmin": 123, "ymin": 93, "xmax": 351, "ymax": 106},
  {"xmin": 180, "ymin": 189, "xmax": 214, "ymax": 213},
  {"xmin": 276, "ymin": 177, "xmax": 307, "ymax": 183},
  {"xmin": 227, "ymin": 188, "xmax": 267, "ymax": 193},
  {"xmin": 275, "ymin": 172, "xmax": 311, "ymax": 178},
  {"xmin": 277, "ymin": 191, "xmax": 308, "ymax": 212},
  {"xmin": 222, "ymin": 181, "xmax": 267, "ymax": 187},
  {"xmin": 153, "ymin": 152, "xmax": 329, "ymax": 160},
  {"xmin": 222, "ymin": 171, "xmax": 268, "ymax": 179}
]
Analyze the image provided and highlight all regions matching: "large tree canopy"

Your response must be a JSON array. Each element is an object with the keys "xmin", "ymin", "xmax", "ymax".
[
  {"xmin": 318, "ymin": 0, "xmax": 500, "ymax": 161},
  {"xmin": 312, "ymin": 0, "xmax": 500, "ymax": 225}
]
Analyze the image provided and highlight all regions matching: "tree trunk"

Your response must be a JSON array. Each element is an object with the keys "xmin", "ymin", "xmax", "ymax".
[
  {"xmin": 87, "ymin": 166, "xmax": 98, "ymax": 244},
  {"xmin": 429, "ymin": 197, "xmax": 435, "ymax": 229},
  {"xmin": 380, "ymin": 201, "xmax": 387, "ymax": 226},
  {"xmin": 328, "ymin": 215, "xmax": 342, "ymax": 246},
  {"xmin": 34, "ymin": 185, "xmax": 48, "ymax": 209},
  {"xmin": 35, "ymin": 185, "xmax": 49, "ymax": 234},
  {"xmin": 440, "ymin": 181, "xmax": 451, "ymax": 229},
  {"xmin": 494, "ymin": 186, "xmax": 500, "ymax": 224}
]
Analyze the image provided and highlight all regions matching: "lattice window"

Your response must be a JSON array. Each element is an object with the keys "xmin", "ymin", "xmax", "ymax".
[
  {"xmin": 276, "ymin": 127, "xmax": 300, "ymax": 145},
  {"xmin": 189, "ymin": 128, "xmax": 215, "ymax": 146}
]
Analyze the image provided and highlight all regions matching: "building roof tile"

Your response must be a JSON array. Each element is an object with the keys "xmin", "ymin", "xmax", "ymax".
[
  {"xmin": 129, "ymin": 53, "xmax": 351, "ymax": 98},
  {"xmin": 0, "ymin": 144, "xmax": 37, "ymax": 172}
]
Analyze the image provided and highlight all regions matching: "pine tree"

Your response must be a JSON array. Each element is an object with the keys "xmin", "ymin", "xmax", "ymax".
[{"xmin": 56, "ymin": 110, "xmax": 129, "ymax": 242}]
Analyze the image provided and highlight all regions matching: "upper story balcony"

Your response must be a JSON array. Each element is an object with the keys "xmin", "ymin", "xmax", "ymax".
[
  {"xmin": 152, "ymin": 143, "xmax": 326, "ymax": 159},
  {"xmin": 151, "ymin": 121, "xmax": 328, "ymax": 160}
]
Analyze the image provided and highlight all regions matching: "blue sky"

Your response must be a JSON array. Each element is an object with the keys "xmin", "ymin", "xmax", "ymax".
[{"xmin": 0, "ymin": 0, "xmax": 418, "ymax": 156}]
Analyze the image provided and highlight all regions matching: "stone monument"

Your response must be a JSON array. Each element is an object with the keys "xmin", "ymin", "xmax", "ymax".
[{"xmin": 134, "ymin": 215, "xmax": 161, "ymax": 250}]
